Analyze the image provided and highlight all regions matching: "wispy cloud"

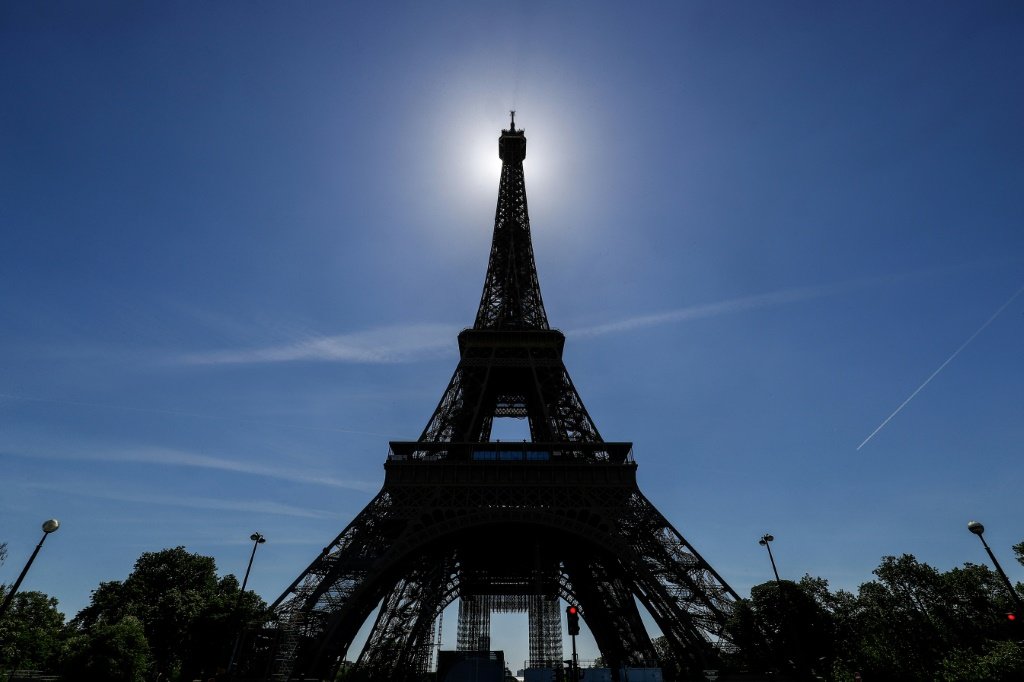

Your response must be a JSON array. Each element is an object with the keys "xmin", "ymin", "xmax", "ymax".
[
  {"xmin": 568, "ymin": 280, "xmax": 862, "ymax": 337},
  {"xmin": 856, "ymin": 283, "xmax": 1024, "ymax": 450},
  {"xmin": 180, "ymin": 323, "xmax": 458, "ymax": 365},
  {"xmin": 0, "ymin": 392, "xmax": 396, "ymax": 438},
  {"xmin": 174, "ymin": 268, "xmax": 986, "ymax": 363},
  {"xmin": 5, "ymin": 444, "xmax": 380, "ymax": 493},
  {"xmin": 24, "ymin": 481, "xmax": 336, "ymax": 519}
]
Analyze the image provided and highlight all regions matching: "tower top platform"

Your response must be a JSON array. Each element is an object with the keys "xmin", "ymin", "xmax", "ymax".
[{"xmin": 499, "ymin": 110, "xmax": 526, "ymax": 162}]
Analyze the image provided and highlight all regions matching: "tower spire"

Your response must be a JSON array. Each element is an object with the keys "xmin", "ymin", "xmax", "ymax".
[{"xmin": 474, "ymin": 116, "xmax": 549, "ymax": 330}]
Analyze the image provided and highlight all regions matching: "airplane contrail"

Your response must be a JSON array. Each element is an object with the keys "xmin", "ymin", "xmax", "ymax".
[{"xmin": 857, "ymin": 283, "xmax": 1024, "ymax": 451}]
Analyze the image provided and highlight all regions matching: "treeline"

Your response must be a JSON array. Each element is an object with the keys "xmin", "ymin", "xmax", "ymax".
[
  {"xmin": 3, "ymin": 543, "xmax": 1022, "ymax": 681},
  {"xmin": 659, "ymin": 541, "xmax": 1024, "ymax": 681},
  {"xmin": 0, "ymin": 546, "xmax": 266, "ymax": 682}
]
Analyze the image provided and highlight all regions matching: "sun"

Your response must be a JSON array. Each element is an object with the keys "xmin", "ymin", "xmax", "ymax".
[
  {"xmin": 430, "ymin": 106, "xmax": 574, "ymax": 232},
  {"xmin": 419, "ymin": 71, "xmax": 603, "ymax": 246}
]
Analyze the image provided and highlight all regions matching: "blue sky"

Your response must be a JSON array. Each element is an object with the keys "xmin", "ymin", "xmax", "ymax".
[{"xmin": 2, "ymin": 1, "xmax": 1022, "ymax": 670}]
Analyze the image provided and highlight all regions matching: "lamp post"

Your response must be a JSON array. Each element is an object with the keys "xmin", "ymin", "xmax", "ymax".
[
  {"xmin": 967, "ymin": 521, "xmax": 1023, "ymax": 611},
  {"xmin": 227, "ymin": 532, "xmax": 266, "ymax": 676},
  {"xmin": 235, "ymin": 532, "xmax": 266, "ymax": 611},
  {"xmin": 758, "ymin": 533, "xmax": 781, "ymax": 583},
  {"xmin": 0, "ymin": 519, "xmax": 60, "ymax": 619}
]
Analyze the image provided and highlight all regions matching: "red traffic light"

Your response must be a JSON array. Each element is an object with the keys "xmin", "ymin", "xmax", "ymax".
[
  {"xmin": 568, "ymin": 606, "xmax": 577, "ymax": 615},
  {"xmin": 566, "ymin": 604, "xmax": 580, "ymax": 635},
  {"xmin": 1009, "ymin": 612, "xmax": 1018, "ymax": 622}
]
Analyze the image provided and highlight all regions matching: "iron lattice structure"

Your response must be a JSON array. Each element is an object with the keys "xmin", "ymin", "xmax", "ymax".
[
  {"xmin": 456, "ymin": 594, "xmax": 562, "ymax": 668},
  {"xmin": 240, "ymin": 116, "xmax": 739, "ymax": 682}
]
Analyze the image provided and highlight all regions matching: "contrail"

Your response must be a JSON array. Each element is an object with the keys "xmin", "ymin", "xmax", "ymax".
[{"xmin": 857, "ymin": 283, "xmax": 1024, "ymax": 451}]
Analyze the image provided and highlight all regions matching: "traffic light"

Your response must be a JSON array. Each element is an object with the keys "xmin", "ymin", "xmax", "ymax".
[
  {"xmin": 566, "ymin": 605, "xmax": 580, "ymax": 636},
  {"xmin": 1008, "ymin": 612, "xmax": 1023, "ymax": 641}
]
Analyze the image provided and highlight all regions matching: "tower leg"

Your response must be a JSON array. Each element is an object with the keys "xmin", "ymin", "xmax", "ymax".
[
  {"xmin": 565, "ymin": 557, "xmax": 658, "ymax": 673},
  {"xmin": 357, "ymin": 556, "xmax": 452, "ymax": 681}
]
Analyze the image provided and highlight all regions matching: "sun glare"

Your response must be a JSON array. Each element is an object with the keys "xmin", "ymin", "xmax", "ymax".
[
  {"xmin": 434, "ymin": 108, "xmax": 575, "ymax": 232},
  {"xmin": 423, "ymin": 71, "xmax": 602, "ymax": 246}
]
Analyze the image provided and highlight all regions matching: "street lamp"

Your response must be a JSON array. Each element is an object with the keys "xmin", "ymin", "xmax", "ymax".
[
  {"xmin": 758, "ymin": 533, "xmax": 781, "ymax": 583},
  {"xmin": 236, "ymin": 532, "xmax": 267, "ymax": 607},
  {"xmin": 967, "ymin": 521, "xmax": 1023, "ymax": 611},
  {"xmin": 228, "ymin": 532, "xmax": 267, "ymax": 675},
  {"xmin": 0, "ymin": 519, "xmax": 60, "ymax": 619}
]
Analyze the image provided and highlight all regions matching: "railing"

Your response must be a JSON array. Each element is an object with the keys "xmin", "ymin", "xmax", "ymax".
[{"xmin": 387, "ymin": 441, "xmax": 634, "ymax": 464}]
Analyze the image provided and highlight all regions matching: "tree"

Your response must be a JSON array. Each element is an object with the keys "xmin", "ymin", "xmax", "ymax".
[
  {"xmin": 648, "ymin": 635, "xmax": 673, "ymax": 678},
  {"xmin": 723, "ymin": 595, "xmax": 770, "ymax": 671},
  {"xmin": 723, "ymin": 578, "xmax": 836, "ymax": 680},
  {"xmin": 61, "ymin": 615, "xmax": 151, "ymax": 682},
  {"xmin": 843, "ymin": 556, "xmax": 946, "ymax": 681},
  {"xmin": 720, "ymin": 552, "xmax": 1024, "ymax": 682},
  {"xmin": 0, "ymin": 588, "xmax": 65, "ymax": 673},
  {"xmin": 939, "ymin": 640, "xmax": 1024, "ymax": 682},
  {"xmin": 829, "ymin": 554, "xmax": 1022, "ymax": 681},
  {"xmin": 70, "ymin": 546, "xmax": 266, "ymax": 681}
]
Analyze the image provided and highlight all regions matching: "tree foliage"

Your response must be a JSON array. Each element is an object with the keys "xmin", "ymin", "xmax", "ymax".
[
  {"xmin": 938, "ymin": 639, "xmax": 1024, "ymax": 682},
  {"xmin": 0, "ymin": 588, "xmax": 65, "ymax": 671},
  {"xmin": 720, "ymin": 551, "xmax": 1024, "ymax": 682},
  {"xmin": 69, "ymin": 546, "xmax": 266, "ymax": 681},
  {"xmin": 5, "ymin": 539, "xmax": 1020, "ymax": 681},
  {"xmin": 61, "ymin": 615, "xmax": 151, "ymax": 682},
  {"xmin": 841, "ymin": 555, "xmax": 1021, "ymax": 681},
  {"xmin": 724, "ymin": 578, "xmax": 838, "ymax": 679}
]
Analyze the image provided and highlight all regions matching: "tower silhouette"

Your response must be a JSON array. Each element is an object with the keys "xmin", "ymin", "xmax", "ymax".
[{"xmin": 252, "ymin": 115, "xmax": 739, "ymax": 681}]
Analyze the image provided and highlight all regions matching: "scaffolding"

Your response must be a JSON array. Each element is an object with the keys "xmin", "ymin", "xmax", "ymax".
[{"xmin": 456, "ymin": 594, "xmax": 562, "ymax": 668}]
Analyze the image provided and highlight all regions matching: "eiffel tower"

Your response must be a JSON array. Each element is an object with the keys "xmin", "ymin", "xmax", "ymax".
[{"xmin": 250, "ymin": 114, "xmax": 739, "ymax": 681}]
